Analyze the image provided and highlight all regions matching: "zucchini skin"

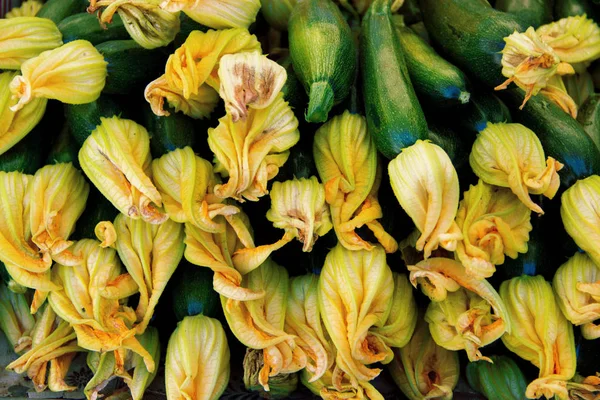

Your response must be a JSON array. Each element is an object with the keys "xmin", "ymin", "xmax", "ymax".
[
  {"xmin": 289, "ymin": 0, "xmax": 357, "ymax": 123},
  {"xmin": 170, "ymin": 261, "xmax": 221, "ymax": 321},
  {"xmin": 454, "ymin": 88, "xmax": 512, "ymax": 137},
  {"xmin": 577, "ymin": 94, "xmax": 600, "ymax": 152},
  {"xmin": 361, "ymin": 0, "xmax": 428, "ymax": 159},
  {"xmin": 555, "ymin": 0, "xmax": 599, "ymax": 21},
  {"xmin": 495, "ymin": 0, "xmax": 553, "ymax": 28},
  {"xmin": 37, "ymin": 0, "xmax": 88, "ymax": 24},
  {"xmin": 141, "ymin": 105, "xmax": 197, "ymax": 159},
  {"xmin": 419, "ymin": 0, "xmax": 525, "ymax": 87},
  {"xmin": 64, "ymin": 94, "xmax": 124, "ymax": 146},
  {"xmin": 466, "ymin": 355, "xmax": 528, "ymax": 400},
  {"xmin": 396, "ymin": 24, "xmax": 471, "ymax": 108},
  {"xmin": 58, "ymin": 12, "xmax": 129, "ymax": 45}
]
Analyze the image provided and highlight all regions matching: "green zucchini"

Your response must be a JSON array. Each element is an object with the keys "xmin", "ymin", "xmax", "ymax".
[
  {"xmin": 495, "ymin": 0, "xmax": 553, "ymax": 28},
  {"xmin": 427, "ymin": 124, "xmax": 469, "ymax": 172},
  {"xmin": 58, "ymin": 12, "xmax": 129, "ymax": 45},
  {"xmin": 289, "ymin": 0, "xmax": 357, "ymax": 123},
  {"xmin": 576, "ymin": 330, "xmax": 600, "ymax": 377},
  {"xmin": 0, "ymin": 121, "xmax": 46, "ymax": 175},
  {"xmin": 171, "ymin": 261, "xmax": 221, "ymax": 321},
  {"xmin": 555, "ymin": 0, "xmax": 599, "ymax": 20},
  {"xmin": 274, "ymin": 142, "xmax": 318, "ymax": 182},
  {"xmin": 277, "ymin": 55, "xmax": 308, "ymax": 117},
  {"xmin": 395, "ymin": 23, "xmax": 471, "ymax": 108},
  {"xmin": 361, "ymin": 0, "xmax": 428, "ymax": 159},
  {"xmin": 454, "ymin": 88, "xmax": 512, "ymax": 137},
  {"xmin": 141, "ymin": 105, "xmax": 197, "ymax": 159},
  {"xmin": 577, "ymin": 94, "xmax": 600, "ymax": 152},
  {"xmin": 466, "ymin": 356, "xmax": 528, "ymax": 400},
  {"xmin": 95, "ymin": 40, "xmax": 168, "ymax": 95},
  {"xmin": 71, "ymin": 186, "xmax": 119, "ymax": 240},
  {"xmin": 37, "ymin": 0, "xmax": 88, "ymax": 24},
  {"xmin": 46, "ymin": 125, "xmax": 79, "ymax": 167},
  {"xmin": 419, "ymin": 0, "xmax": 525, "ymax": 88},
  {"xmin": 398, "ymin": 0, "xmax": 423, "ymax": 24},
  {"xmin": 501, "ymin": 88, "xmax": 600, "ymax": 189},
  {"xmin": 64, "ymin": 94, "xmax": 124, "ymax": 146}
]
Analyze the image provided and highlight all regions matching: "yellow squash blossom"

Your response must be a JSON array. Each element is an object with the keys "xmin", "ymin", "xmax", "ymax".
[
  {"xmin": 232, "ymin": 177, "xmax": 332, "ymax": 273},
  {"xmin": 0, "ymin": 283, "xmax": 35, "ymax": 353},
  {"xmin": 109, "ymin": 214, "xmax": 185, "ymax": 334},
  {"xmin": 540, "ymin": 75, "xmax": 579, "ymax": 118},
  {"xmin": 89, "ymin": 0, "xmax": 180, "ymax": 49},
  {"xmin": 5, "ymin": 1, "xmax": 43, "ymax": 18},
  {"xmin": 144, "ymin": 74, "xmax": 219, "ymax": 119},
  {"xmin": 0, "ymin": 17, "xmax": 62, "ymax": 70},
  {"xmin": 222, "ymin": 259, "xmax": 306, "ymax": 391},
  {"xmin": 313, "ymin": 111, "xmax": 398, "ymax": 253},
  {"xmin": 500, "ymin": 275, "xmax": 576, "ymax": 400},
  {"xmin": 389, "ymin": 140, "xmax": 462, "ymax": 258},
  {"xmin": 160, "ymin": 0, "xmax": 261, "ymax": 29},
  {"xmin": 9, "ymin": 40, "xmax": 107, "ymax": 112},
  {"xmin": 208, "ymin": 92, "xmax": 300, "ymax": 202},
  {"xmin": 165, "ymin": 314, "xmax": 230, "ymax": 400},
  {"xmin": 388, "ymin": 317, "xmax": 459, "ymax": 400},
  {"xmin": 470, "ymin": 122, "xmax": 563, "ymax": 214},
  {"xmin": 0, "ymin": 71, "xmax": 47, "ymax": 155},
  {"xmin": 165, "ymin": 28, "xmax": 261, "ymax": 99},
  {"xmin": 495, "ymin": 27, "xmax": 575, "ymax": 108},
  {"xmin": 455, "ymin": 180, "xmax": 532, "ymax": 280},
  {"xmin": 561, "ymin": 175, "xmax": 600, "ymax": 266},
  {"xmin": 568, "ymin": 375, "xmax": 600, "ymax": 399},
  {"xmin": 318, "ymin": 244, "xmax": 395, "ymax": 383},
  {"xmin": 79, "ymin": 116, "xmax": 167, "ymax": 225},
  {"xmin": 151, "ymin": 146, "xmax": 239, "ymax": 232},
  {"xmin": 243, "ymin": 348, "xmax": 299, "ymax": 398},
  {"xmin": 553, "ymin": 252, "xmax": 600, "ymax": 340},
  {"xmin": 6, "ymin": 303, "xmax": 85, "ymax": 393},
  {"xmin": 537, "ymin": 15, "xmax": 600, "ymax": 64},
  {"xmin": 302, "ymin": 363, "xmax": 385, "ymax": 400},
  {"xmin": 217, "ymin": 51, "xmax": 287, "ymax": 122},
  {"xmin": 48, "ymin": 239, "xmax": 155, "ymax": 373}
]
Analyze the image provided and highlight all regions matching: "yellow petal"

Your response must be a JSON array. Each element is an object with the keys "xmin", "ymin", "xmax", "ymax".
[
  {"xmin": 79, "ymin": 116, "xmax": 167, "ymax": 224},
  {"xmin": 5, "ymin": 1, "xmax": 44, "ymax": 18},
  {"xmin": 302, "ymin": 362, "xmax": 386, "ymax": 400},
  {"xmin": 243, "ymin": 348, "xmax": 299, "ymax": 398},
  {"xmin": 9, "ymin": 40, "xmax": 107, "ymax": 112},
  {"xmin": 0, "ymin": 17, "xmax": 62, "ymax": 70},
  {"xmin": 0, "ymin": 282, "xmax": 36, "ymax": 353},
  {"xmin": 537, "ymin": 15, "xmax": 600, "ymax": 64},
  {"xmin": 540, "ymin": 75, "xmax": 579, "ymax": 118},
  {"xmin": 166, "ymin": 0, "xmax": 261, "ymax": 29},
  {"xmin": 95, "ymin": 221, "xmax": 117, "ymax": 248}
]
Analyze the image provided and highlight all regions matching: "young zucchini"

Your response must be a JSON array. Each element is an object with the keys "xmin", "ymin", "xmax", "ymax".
[
  {"xmin": 494, "ymin": 0, "xmax": 553, "ymax": 28},
  {"xmin": 577, "ymin": 94, "xmax": 600, "ymax": 152},
  {"xmin": 454, "ymin": 88, "xmax": 512, "ymax": 137},
  {"xmin": 289, "ymin": 0, "xmax": 357, "ymax": 123},
  {"xmin": 0, "ymin": 122, "xmax": 46, "ymax": 174},
  {"xmin": 170, "ymin": 261, "xmax": 221, "ymax": 321},
  {"xmin": 141, "ymin": 105, "xmax": 197, "ymax": 159},
  {"xmin": 46, "ymin": 125, "xmax": 79, "ymax": 167},
  {"xmin": 361, "ymin": 0, "xmax": 428, "ymax": 159},
  {"xmin": 64, "ymin": 94, "xmax": 124, "ymax": 146},
  {"xmin": 37, "ymin": 0, "xmax": 88, "ymax": 24},
  {"xmin": 419, "ymin": 0, "xmax": 525, "ymax": 87},
  {"xmin": 58, "ymin": 12, "xmax": 129, "ymax": 45}
]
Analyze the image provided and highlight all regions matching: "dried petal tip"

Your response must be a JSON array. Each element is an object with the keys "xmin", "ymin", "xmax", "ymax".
[
  {"xmin": 537, "ymin": 15, "xmax": 600, "ymax": 64},
  {"xmin": 95, "ymin": 221, "xmax": 117, "ymax": 248},
  {"xmin": 244, "ymin": 349, "xmax": 299, "ymax": 398},
  {"xmin": 0, "ymin": 17, "xmax": 62, "ymax": 70}
]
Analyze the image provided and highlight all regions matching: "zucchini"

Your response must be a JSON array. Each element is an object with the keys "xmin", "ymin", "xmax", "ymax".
[
  {"xmin": 577, "ymin": 94, "xmax": 600, "ymax": 152},
  {"xmin": 37, "ymin": 0, "xmax": 88, "ymax": 24},
  {"xmin": 495, "ymin": 0, "xmax": 553, "ymax": 28},
  {"xmin": 576, "ymin": 330, "xmax": 600, "ymax": 377},
  {"xmin": 71, "ymin": 186, "xmax": 119, "ymax": 240},
  {"xmin": 395, "ymin": 23, "xmax": 471, "ymax": 108},
  {"xmin": 454, "ymin": 88, "xmax": 512, "ymax": 137},
  {"xmin": 0, "ymin": 121, "xmax": 46, "ymax": 175},
  {"xmin": 64, "ymin": 94, "xmax": 124, "ymax": 146},
  {"xmin": 141, "ymin": 105, "xmax": 197, "ymax": 159},
  {"xmin": 289, "ymin": 0, "xmax": 357, "ymax": 123},
  {"xmin": 58, "ymin": 12, "xmax": 129, "ymax": 45},
  {"xmin": 361, "ymin": 0, "xmax": 428, "ymax": 159},
  {"xmin": 46, "ymin": 124, "xmax": 79, "ymax": 167},
  {"xmin": 398, "ymin": 0, "xmax": 423, "ymax": 24},
  {"xmin": 427, "ymin": 124, "xmax": 469, "ymax": 172},
  {"xmin": 419, "ymin": 0, "xmax": 525, "ymax": 87},
  {"xmin": 173, "ymin": 12, "xmax": 209, "ymax": 48},
  {"xmin": 95, "ymin": 40, "xmax": 168, "ymax": 95},
  {"xmin": 466, "ymin": 355, "xmax": 528, "ymax": 400},
  {"xmin": 277, "ymin": 55, "xmax": 308, "ymax": 117},
  {"xmin": 500, "ymin": 88, "xmax": 600, "ymax": 189},
  {"xmin": 170, "ymin": 261, "xmax": 221, "ymax": 321},
  {"xmin": 555, "ymin": 0, "xmax": 599, "ymax": 21}
]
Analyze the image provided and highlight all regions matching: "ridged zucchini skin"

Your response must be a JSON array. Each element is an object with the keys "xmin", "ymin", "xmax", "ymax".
[
  {"xmin": 501, "ymin": 88, "xmax": 600, "ymax": 189},
  {"xmin": 495, "ymin": 0, "xmax": 553, "ymax": 28},
  {"xmin": 396, "ymin": 24, "xmax": 471, "ymax": 108},
  {"xmin": 58, "ymin": 12, "xmax": 129, "ymax": 45},
  {"xmin": 419, "ymin": 0, "xmax": 525, "ymax": 87},
  {"xmin": 361, "ymin": 0, "xmax": 428, "ymax": 159},
  {"xmin": 466, "ymin": 356, "xmax": 528, "ymax": 400},
  {"xmin": 577, "ymin": 94, "xmax": 600, "ymax": 152},
  {"xmin": 64, "ymin": 94, "xmax": 124, "ymax": 146},
  {"xmin": 289, "ymin": 0, "xmax": 357, "ymax": 123},
  {"xmin": 454, "ymin": 88, "xmax": 512, "ymax": 137},
  {"xmin": 37, "ymin": 0, "xmax": 88, "ymax": 24},
  {"xmin": 141, "ymin": 105, "xmax": 197, "ymax": 159}
]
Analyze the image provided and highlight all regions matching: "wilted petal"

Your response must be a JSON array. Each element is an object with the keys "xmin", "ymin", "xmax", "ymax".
[
  {"xmin": 455, "ymin": 180, "xmax": 532, "ymax": 279},
  {"xmin": 540, "ymin": 75, "xmax": 579, "ymax": 118},
  {"xmin": 0, "ymin": 17, "xmax": 62, "ymax": 70},
  {"xmin": 165, "ymin": 314, "xmax": 230, "ymax": 400},
  {"xmin": 6, "ymin": 1, "xmax": 44, "ymax": 18},
  {"xmin": 79, "ymin": 116, "xmax": 167, "ymax": 224},
  {"xmin": 537, "ymin": 15, "xmax": 600, "ymax": 64},
  {"xmin": 0, "ymin": 283, "xmax": 35, "ymax": 353},
  {"xmin": 208, "ymin": 92, "xmax": 300, "ymax": 202},
  {"xmin": 144, "ymin": 75, "xmax": 219, "ymax": 119},
  {"xmin": 9, "ymin": 40, "xmax": 107, "ymax": 112},
  {"xmin": 389, "ymin": 140, "xmax": 462, "ymax": 258},
  {"xmin": 243, "ymin": 348, "xmax": 300, "ymax": 397}
]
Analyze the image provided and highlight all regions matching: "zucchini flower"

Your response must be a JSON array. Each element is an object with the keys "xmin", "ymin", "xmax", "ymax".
[
  {"xmin": 222, "ymin": 259, "xmax": 306, "ymax": 391},
  {"xmin": 302, "ymin": 363, "xmax": 384, "ymax": 400},
  {"xmin": 336, "ymin": 0, "xmax": 403, "ymax": 15},
  {"xmin": 5, "ymin": 1, "xmax": 43, "ymax": 18},
  {"xmin": 0, "ymin": 283, "xmax": 35, "ymax": 353},
  {"xmin": 151, "ymin": 146, "xmax": 239, "ymax": 232},
  {"xmin": 553, "ymin": 252, "xmax": 600, "ymax": 340},
  {"xmin": 259, "ymin": 0, "xmax": 296, "ymax": 31},
  {"xmin": 0, "ymin": 70, "xmax": 47, "ymax": 156},
  {"xmin": 164, "ymin": 28, "xmax": 261, "ymax": 99},
  {"xmin": 388, "ymin": 317, "xmax": 459, "ymax": 400},
  {"xmin": 165, "ymin": 314, "xmax": 230, "ymax": 400},
  {"xmin": 313, "ymin": 111, "xmax": 398, "ymax": 253},
  {"xmin": 85, "ymin": 327, "xmax": 160, "ymax": 400},
  {"xmin": 9, "ymin": 40, "xmax": 107, "ymax": 112},
  {"xmin": 540, "ymin": 75, "xmax": 579, "ymax": 118},
  {"xmin": 500, "ymin": 275, "xmax": 577, "ymax": 400},
  {"xmin": 218, "ymin": 51, "xmax": 287, "ymax": 122},
  {"xmin": 0, "ymin": 17, "xmax": 62, "ymax": 70},
  {"xmin": 244, "ymin": 349, "xmax": 299, "ymax": 399},
  {"xmin": 160, "ymin": 0, "xmax": 261, "ymax": 29},
  {"xmin": 232, "ymin": 177, "xmax": 332, "ymax": 273},
  {"xmin": 568, "ymin": 375, "xmax": 600, "ymax": 400},
  {"xmin": 79, "ymin": 116, "xmax": 167, "ymax": 224},
  {"xmin": 318, "ymin": 244, "xmax": 395, "ymax": 382},
  {"xmin": 208, "ymin": 93, "xmax": 300, "ymax": 202},
  {"xmin": 455, "ymin": 180, "xmax": 532, "ymax": 280},
  {"xmin": 144, "ymin": 74, "xmax": 219, "ymax": 119},
  {"xmin": 388, "ymin": 140, "xmax": 462, "ymax": 258},
  {"xmin": 466, "ymin": 356, "xmax": 528, "ymax": 400},
  {"xmin": 284, "ymin": 274, "xmax": 334, "ymax": 383},
  {"xmin": 88, "ymin": 0, "xmax": 180, "ymax": 49},
  {"xmin": 110, "ymin": 214, "xmax": 185, "ymax": 334},
  {"xmin": 48, "ymin": 239, "xmax": 155, "ymax": 373},
  {"xmin": 470, "ymin": 122, "xmax": 563, "ymax": 215},
  {"xmin": 495, "ymin": 27, "xmax": 575, "ymax": 108},
  {"xmin": 537, "ymin": 15, "xmax": 600, "ymax": 65},
  {"xmin": 6, "ymin": 303, "xmax": 86, "ymax": 393},
  {"xmin": 561, "ymin": 175, "xmax": 600, "ymax": 266}
]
